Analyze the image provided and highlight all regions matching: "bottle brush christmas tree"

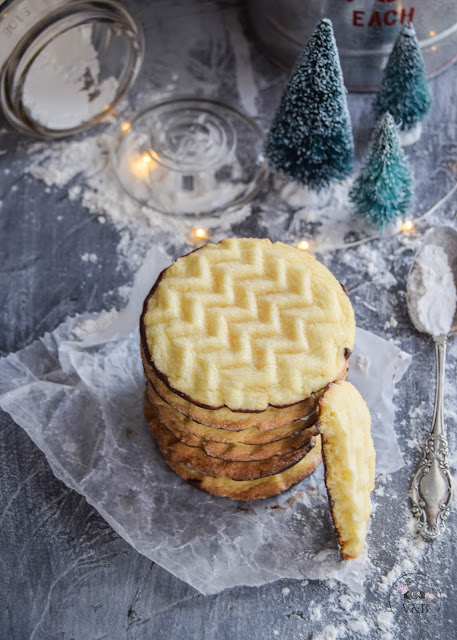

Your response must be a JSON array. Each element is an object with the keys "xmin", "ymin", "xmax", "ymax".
[
  {"xmin": 266, "ymin": 18, "xmax": 353, "ymax": 192},
  {"xmin": 373, "ymin": 23, "xmax": 431, "ymax": 132},
  {"xmin": 350, "ymin": 112, "xmax": 412, "ymax": 229}
]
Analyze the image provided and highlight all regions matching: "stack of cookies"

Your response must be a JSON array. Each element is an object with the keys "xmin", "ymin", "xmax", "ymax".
[{"xmin": 139, "ymin": 237, "xmax": 356, "ymax": 501}]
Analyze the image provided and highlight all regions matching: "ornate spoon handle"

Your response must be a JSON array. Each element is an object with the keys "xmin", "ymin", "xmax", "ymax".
[{"xmin": 411, "ymin": 337, "xmax": 453, "ymax": 539}]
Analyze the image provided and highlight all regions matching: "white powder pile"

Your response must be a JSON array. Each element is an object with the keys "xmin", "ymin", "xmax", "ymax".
[
  {"xmin": 81, "ymin": 252, "xmax": 98, "ymax": 263},
  {"xmin": 22, "ymin": 25, "xmax": 119, "ymax": 131},
  {"xmin": 408, "ymin": 244, "xmax": 457, "ymax": 336}
]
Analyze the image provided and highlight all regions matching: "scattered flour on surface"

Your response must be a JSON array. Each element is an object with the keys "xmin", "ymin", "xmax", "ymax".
[
  {"xmin": 68, "ymin": 185, "xmax": 82, "ymax": 200},
  {"xmin": 311, "ymin": 624, "xmax": 347, "ymax": 640},
  {"xmin": 378, "ymin": 522, "xmax": 428, "ymax": 594},
  {"xmin": 375, "ymin": 611, "xmax": 395, "ymax": 638},
  {"xmin": 309, "ymin": 604, "xmax": 322, "ymax": 622},
  {"xmin": 81, "ymin": 252, "xmax": 98, "ymax": 263},
  {"xmin": 338, "ymin": 594, "xmax": 354, "ymax": 612},
  {"xmin": 347, "ymin": 618, "xmax": 371, "ymax": 635},
  {"xmin": 25, "ymin": 129, "xmax": 254, "ymax": 267},
  {"xmin": 325, "ymin": 580, "xmax": 338, "ymax": 589},
  {"xmin": 357, "ymin": 244, "xmax": 397, "ymax": 288},
  {"xmin": 384, "ymin": 316, "xmax": 398, "ymax": 330}
]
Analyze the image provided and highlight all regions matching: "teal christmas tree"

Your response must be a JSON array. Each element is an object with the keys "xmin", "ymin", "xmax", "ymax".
[
  {"xmin": 265, "ymin": 19, "xmax": 353, "ymax": 191},
  {"xmin": 350, "ymin": 113, "xmax": 412, "ymax": 228},
  {"xmin": 374, "ymin": 23, "xmax": 431, "ymax": 131}
]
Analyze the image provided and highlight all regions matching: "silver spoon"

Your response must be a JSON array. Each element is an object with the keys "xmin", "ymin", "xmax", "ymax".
[{"xmin": 406, "ymin": 226, "xmax": 457, "ymax": 539}]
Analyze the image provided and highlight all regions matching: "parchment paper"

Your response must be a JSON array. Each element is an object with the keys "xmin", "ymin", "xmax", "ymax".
[{"xmin": 0, "ymin": 246, "xmax": 411, "ymax": 595}]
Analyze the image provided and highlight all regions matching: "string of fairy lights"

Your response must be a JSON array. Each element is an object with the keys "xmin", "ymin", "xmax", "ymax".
[
  {"xmin": 190, "ymin": 219, "xmax": 413, "ymax": 251},
  {"xmin": 120, "ymin": 119, "xmax": 457, "ymax": 253}
]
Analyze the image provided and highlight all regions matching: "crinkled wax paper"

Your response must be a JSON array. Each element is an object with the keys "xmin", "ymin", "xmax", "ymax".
[{"xmin": 0, "ymin": 246, "xmax": 411, "ymax": 595}]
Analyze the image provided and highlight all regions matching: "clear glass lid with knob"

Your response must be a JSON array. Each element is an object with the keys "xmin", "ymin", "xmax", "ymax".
[{"xmin": 113, "ymin": 97, "xmax": 267, "ymax": 216}]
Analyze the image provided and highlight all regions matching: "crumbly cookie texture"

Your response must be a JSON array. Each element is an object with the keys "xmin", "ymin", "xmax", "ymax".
[
  {"xmin": 318, "ymin": 381, "xmax": 375, "ymax": 560},
  {"xmin": 142, "ymin": 238, "xmax": 355, "ymax": 411}
]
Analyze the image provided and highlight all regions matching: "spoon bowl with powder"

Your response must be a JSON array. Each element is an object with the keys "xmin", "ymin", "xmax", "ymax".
[{"xmin": 406, "ymin": 226, "xmax": 457, "ymax": 540}]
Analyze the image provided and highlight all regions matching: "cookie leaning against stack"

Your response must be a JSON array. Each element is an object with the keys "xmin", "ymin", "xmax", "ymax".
[{"xmin": 140, "ymin": 237, "xmax": 356, "ymax": 501}]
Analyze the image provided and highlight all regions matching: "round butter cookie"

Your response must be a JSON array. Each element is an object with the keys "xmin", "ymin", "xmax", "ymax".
[
  {"xmin": 143, "ymin": 352, "xmax": 325, "ymax": 430},
  {"xmin": 146, "ymin": 378, "xmax": 318, "ymax": 444},
  {"xmin": 145, "ymin": 394, "xmax": 318, "ymax": 481},
  {"xmin": 141, "ymin": 237, "xmax": 354, "ymax": 413},
  {"xmin": 145, "ymin": 396, "xmax": 322, "ymax": 500},
  {"xmin": 166, "ymin": 446, "xmax": 322, "ymax": 501},
  {"xmin": 141, "ymin": 344, "xmax": 330, "ymax": 430},
  {"xmin": 147, "ymin": 382, "xmax": 319, "ymax": 461}
]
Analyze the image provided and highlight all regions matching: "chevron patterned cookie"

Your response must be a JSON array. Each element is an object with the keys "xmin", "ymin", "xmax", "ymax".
[
  {"xmin": 145, "ymin": 395, "xmax": 322, "ymax": 500},
  {"xmin": 141, "ymin": 238, "xmax": 355, "ymax": 412},
  {"xmin": 147, "ymin": 382, "xmax": 319, "ymax": 461},
  {"xmin": 142, "ymin": 346, "xmax": 329, "ymax": 430}
]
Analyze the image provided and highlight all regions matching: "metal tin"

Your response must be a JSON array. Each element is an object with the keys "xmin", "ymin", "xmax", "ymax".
[{"xmin": 247, "ymin": 0, "xmax": 457, "ymax": 92}]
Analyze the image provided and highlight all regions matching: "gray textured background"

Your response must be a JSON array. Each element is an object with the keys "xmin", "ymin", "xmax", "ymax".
[{"xmin": 1, "ymin": 1, "xmax": 456, "ymax": 638}]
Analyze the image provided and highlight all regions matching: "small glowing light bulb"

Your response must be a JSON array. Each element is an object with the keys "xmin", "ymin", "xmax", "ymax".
[
  {"xmin": 400, "ymin": 220, "xmax": 414, "ymax": 232},
  {"xmin": 429, "ymin": 30, "xmax": 436, "ymax": 37},
  {"xmin": 195, "ymin": 228, "xmax": 208, "ymax": 239},
  {"xmin": 121, "ymin": 121, "xmax": 132, "ymax": 134},
  {"xmin": 190, "ymin": 227, "xmax": 210, "ymax": 245},
  {"xmin": 129, "ymin": 151, "xmax": 156, "ymax": 179},
  {"xmin": 297, "ymin": 240, "xmax": 310, "ymax": 251}
]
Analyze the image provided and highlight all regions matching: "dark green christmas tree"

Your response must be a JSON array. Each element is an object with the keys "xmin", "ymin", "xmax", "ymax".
[
  {"xmin": 374, "ymin": 23, "xmax": 431, "ymax": 130},
  {"xmin": 350, "ymin": 113, "xmax": 412, "ymax": 228},
  {"xmin": 265, "ymin": 18, "xmax": 353, "ymax": 191}
]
